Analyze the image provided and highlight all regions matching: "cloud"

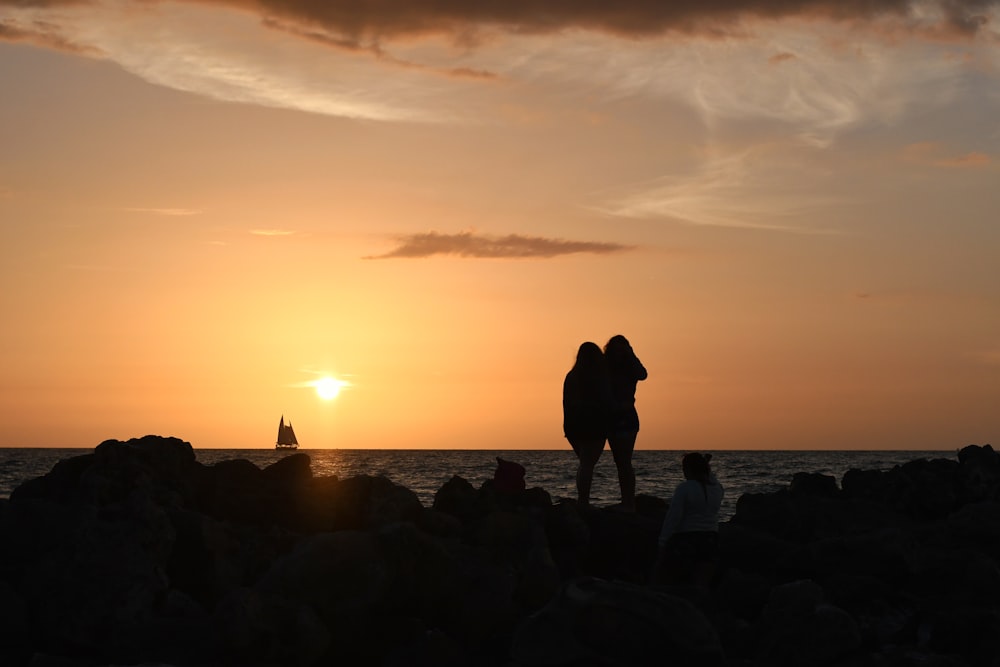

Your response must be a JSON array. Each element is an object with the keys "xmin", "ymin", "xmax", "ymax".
[
  {"xmin": 365, "ymin": 231, "xmax": 633, "ymax": 259},
  {"xmin": 1, "ymin": 0, "xmax": 995, "ymax": 134},
  {"xmin": 902, "ymin": 142, "xmax": 993, "ymax": 168},
  {"xmin": 769, "ymin": 52, "xmax": 798, "ymax": 64},
  {"xmin": 261, "ymin": 16, "xmax": 501, "ymax": 80},
  {"xmin": 5, "ymin": 2, "xmax": 997, "ymax": 53},
  {"xmin": 250, "ymin": 229, "xmax": 296, "ymax": 236},
  {"xmin": 599, "ymin": 146, "xmax": 844, "ymax": 233},
  {"xmin": 196, "ymin": 1, "xmax": 1000, "ymax": 41},
  {"xmin": 0, "ymin": 17, "xmax": 100, "ymax": 54}
]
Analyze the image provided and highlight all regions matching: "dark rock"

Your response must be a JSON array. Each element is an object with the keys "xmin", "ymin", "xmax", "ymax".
[
  {"xmin": 916, "ymin": 605, "xmax": 1000, "ymax": 666},
  {"xmin": 789, "ymin": 471, "xmax": 839, "ymax": 498},
  {"xmin": 382, "ymin": 628, "xmax": 467, "ymax": 667},
  {"xmin": 8, "ymin": 438, "xmax": 1000, "ymax": 666},
  {"xmin": 957, "ymin": 443, "xmax": 999, "ymax": 466},
  {"xmin": 261, "ymin": 452, "xmax": 312, "ymax": 487},
  {"xmin": 582, "ymin": 506, "xmax": 661, "ymax": 583},
  {"xmin": 9, "ymin": 453, "xmax": 95, "ymax": 504},
  {"xmin": 946, "ymin": 501, "xmax": 1000, "ymax": 556},
  {"xmin": 296, "ymin": 474, "xmax": 423, "ymax": 533},
  {"xmin": 511, "ymin": 576, "xmax": 725, "ymax": 667},
  {"xmin": 903, "ymin": 545, "xmax": 1000, "ymax": 605},
  {"xmin": 807, "ymin": 528, "xmax": 908, "ymax": 580},
  {"xmin": 635, "ymin": 492, "xmax": 668, "ymax": 517},
  {"xmin": 416, "ymin": 507, "xmax": 464, "ymax": 538},
  {"xmin": 956, "ymin": 445, "xmax": 1000, "ymax": 504},
  {"xmin": 0, "ymin": 580, "xmax": 30, "ymax": 663},
  {"xmin": 718, "ymin": 522, "xmax": 802, "ymax": 579},
  {"xmin": 895, "ymin": 458, "xmax": 962, "ymax": 519},
  {"xmin": 544, "ymin": 499, "xmax": 591, "ymax": 580},
  {"xmin": 258, "ymin": 530, "xmax": 390, "ymax": 628},
  {"xmin": 757, "ymin": 579, "xmax": 861, "ymax": 667},
  {"xmin": 166, "ymin": 507, "xmax": 292, "ymax": 609},
  {"xmin": 13, "ymin": 497, "xmax": 173, "ymax": 657},
  {"xmin": 842, "ymin": 467, "xmax": 888, "ymax": 502},
  {"xmin": 473, "ymin": 510, "xmax": 560, "ymax": 610},
  {"xmin": 714, "ymin": 568, "xmax": 773, "ymax": 624},
  {"xmin": 432, "ymin": 475, "xmax": 482, "ymax": 523},
  {"xmin": 214, "ymin": 586, "xmax": 330, "ymax": 666}
]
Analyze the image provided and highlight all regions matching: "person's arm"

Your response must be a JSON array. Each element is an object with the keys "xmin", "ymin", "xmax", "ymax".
[{"xmin": 632, "ymin": 355, "xmax": 648, "ymax": 382}]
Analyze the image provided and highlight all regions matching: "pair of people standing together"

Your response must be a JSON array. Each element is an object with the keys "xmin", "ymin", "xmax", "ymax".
[{"xmin": 562, "ymin": 335, "xmax": 647, "ymax": 511}]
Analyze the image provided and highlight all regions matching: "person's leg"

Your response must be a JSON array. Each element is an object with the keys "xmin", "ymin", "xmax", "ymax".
[
  {"xmin": 572, "ymin": 438, "xmax": 604, "ymax": 506},
  {"xmin": 653, "ymin": 543, "xmax": 683, "ymax": 585},
  {"xmin": 608, "ymin": 431, "xmax": 637, "ymax": 510},
  {"xmin": 691, "ymin": 532, "xmax": 720, "ymax": 588}
]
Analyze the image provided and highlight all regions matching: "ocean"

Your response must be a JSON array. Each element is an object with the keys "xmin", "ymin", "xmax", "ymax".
[{"xmin": 0, "ymin": 447, "xmax": 957, "ymax": 520}]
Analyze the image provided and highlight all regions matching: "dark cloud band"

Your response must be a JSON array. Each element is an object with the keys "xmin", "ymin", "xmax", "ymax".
[
  {"xmin": 3, "ymin": 1, "xmax": 997, "ymax": 42},
  {"xmin": 366, "ymin": 231, "xmax": 633, "ymax": 259},
  {"xmin": 223, "ymin": 0, "xmax": 998, "ymax": 39}
]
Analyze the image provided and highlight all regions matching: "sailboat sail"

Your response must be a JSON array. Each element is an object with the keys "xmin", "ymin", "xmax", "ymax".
[{"xmin": 276, "ymin": 415, "xmax": 299, "ymax": 449}]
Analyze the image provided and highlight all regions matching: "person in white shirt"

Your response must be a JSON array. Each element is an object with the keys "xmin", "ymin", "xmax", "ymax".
[{"xmin": 653, "ymin": 452, "xmax": 724, "ymax": 586}]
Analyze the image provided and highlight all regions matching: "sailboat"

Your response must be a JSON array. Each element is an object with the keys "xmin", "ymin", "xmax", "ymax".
[{"xmin": 275, "ymin": 415, "xmax": 299, "ymax": 450}]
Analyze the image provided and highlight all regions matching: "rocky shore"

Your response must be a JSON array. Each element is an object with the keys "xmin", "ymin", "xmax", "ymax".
[{"xmin": 1, "ymin": 436, "xmax": 998, "ymax": 666}]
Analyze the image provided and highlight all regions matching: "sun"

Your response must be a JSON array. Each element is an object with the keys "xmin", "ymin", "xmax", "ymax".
[{"xmin": 314, "ymin": 376, "xmax": 345, "ymax": 400}]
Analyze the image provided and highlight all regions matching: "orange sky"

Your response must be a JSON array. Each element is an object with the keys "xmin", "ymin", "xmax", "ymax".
[{"xmin": 1, "ymin": 1, "xmax": 998, "ymax": 450}]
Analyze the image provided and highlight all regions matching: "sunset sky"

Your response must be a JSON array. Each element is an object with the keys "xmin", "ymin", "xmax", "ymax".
[{"xmin": 2, "ymin": 0, "xmax": 998, "ymax": 451}]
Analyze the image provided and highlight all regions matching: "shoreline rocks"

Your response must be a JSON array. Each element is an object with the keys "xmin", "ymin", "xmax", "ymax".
[{"xmin": 1, "ymin": 436, "xmax": 998, "ymax": 666}]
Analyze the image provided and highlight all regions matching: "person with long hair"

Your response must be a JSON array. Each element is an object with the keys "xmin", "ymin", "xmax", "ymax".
[
  {"xmin": 604, "ymin": 334, "xmax": 647, "ymax": 512},
  {"xmin": 562, "ymin": 342, "xmax": 612, "ymax": 507},
  {"xmin": 653, "ymin": 452, "xmax": 724, "ymax": 586}
]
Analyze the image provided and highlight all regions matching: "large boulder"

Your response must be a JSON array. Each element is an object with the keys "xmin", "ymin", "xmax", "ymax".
[
  {"xmin": 432, "ymin": 475, "xmax": 483, "ymax": 523},
  {"xmin": 11, "ymin": 494, "xmax": 174, "ymax": 657},
  {"xmin": 11, "ymin": 435, "xmax": 198, "ymax": 509},
  {"xmin": 755, "ymin": 579, "xmax": 861, "ymax": 667},
  {"xmin": 473, "ymin": 510, "xmax": 560, "ymax": 610},
  {"xmin": 511, "ymin": 576, "xmax": 725, "ymax": 667},
  {"xmin": 214, "ymin": 587, "xmax": 330, "ymax": 667},
  {"xmin": 295, "ymin": 474, "xmax": 423, "ymax": 533}
]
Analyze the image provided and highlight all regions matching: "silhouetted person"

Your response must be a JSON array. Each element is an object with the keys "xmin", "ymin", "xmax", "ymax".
[
  {"xmin": 493, "ymin": 457, "xmax": 526, "ymax": 494},
  {"xmin": 604, "ymin": 334, "xmax": 647, "ymax": 512},
  {"xmin": 653, "ymin": 452, "xmax": 724, "ymax": 586},
  {"xmin": 563, "ymin": 342, "xmax": 612, "ymax": 507}
]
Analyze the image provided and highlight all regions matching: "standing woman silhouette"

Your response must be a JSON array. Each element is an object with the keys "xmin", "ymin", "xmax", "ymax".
[
  {"xmin": 604, "ymin": 334, "xmax": 647, "ymax": 512},
  {"xmin": 562, "ymin": 342, "xmax": 612, "ymax": 507}
]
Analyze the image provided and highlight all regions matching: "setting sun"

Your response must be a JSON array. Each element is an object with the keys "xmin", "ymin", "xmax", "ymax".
[{"xmin": 314, "ymin": 377, "xmax": 346, "ymax": 401}]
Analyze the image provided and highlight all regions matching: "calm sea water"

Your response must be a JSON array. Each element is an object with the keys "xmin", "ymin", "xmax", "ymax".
[{"xmin": 0, "ymin": 448, "xmax": 956, "ymax": 520}]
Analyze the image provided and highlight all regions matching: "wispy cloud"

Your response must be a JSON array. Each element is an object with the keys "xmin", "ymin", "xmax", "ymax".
[
  {"xmin": 2, "ymin": 1, "xmax": 994, "ymax": 132},
  {"xmin": 0, "ymin": 17, "xmax": 100, "ymax": 55},
  {"xmin": 769, "ymin": 52, "xmax": 798, "ymax": 65},
  {"xmin": 262, "ymin": 16, "xmax": 501, "ymax": 81},
  {"xmin": 902, "ymin": 142, "xmax": 993, "ymax": 169},
  {"xmin": 250, "ymin": 229, "xmax": 296, "ymax": 236},
  {"xmin": 599, "ymin": 146, "xmax": 844, "ymax": 233},
  {"xmin": 366, "ymin": 231, "xmax": 634, "ymax": 259}
]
